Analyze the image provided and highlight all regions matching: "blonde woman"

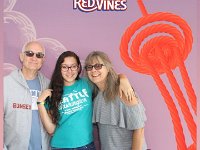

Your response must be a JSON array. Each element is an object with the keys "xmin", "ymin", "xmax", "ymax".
[{"xmin": 85, "ymin": 51, "xmax": 147, "ymax": 150}]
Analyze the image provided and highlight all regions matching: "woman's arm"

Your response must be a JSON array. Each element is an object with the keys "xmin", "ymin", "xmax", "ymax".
[
  {"xmin": 132, "ymin": 128, "xmax": 144, "ymax": 150},
  {"xmin": 121, "ymin": 95, "xmax": 144, "ymax": 150},
  {"xmin": 37, "ymin": 89, "xmax": 56, "ymax": 135},
  {"xmin": 118, "ymin": 74, "xmax": 135, "ymax": 101},
  {"xmin": 120, "ymin": 92, "xmax": 145, "ymax": 150}
]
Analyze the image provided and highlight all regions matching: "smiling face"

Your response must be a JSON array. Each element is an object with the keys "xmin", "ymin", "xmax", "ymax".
[
  {"xmin": 61, "ymin": 56, "xmax": 79, "ymax": 86},
  {"xmin": 20, "ymin": 41, "xmax": 45, "ymax": 73},
  {"xmin": 86, "ymin": 57, "xmax": 109, "ymax": 91}
]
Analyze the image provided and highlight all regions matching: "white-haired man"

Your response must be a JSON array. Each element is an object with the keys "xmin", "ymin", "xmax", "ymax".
[{"xmin": 4, "ymin": 41, "xmax": 50, "ymax": 150}]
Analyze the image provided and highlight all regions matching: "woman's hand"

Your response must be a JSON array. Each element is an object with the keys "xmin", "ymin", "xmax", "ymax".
[
  {"xmin": 118, "ymin": 74, "xmax": 135, "ymax": 101},
  {"xmin": 37, "ymin": 89, "xmax": 55, "ymax": 135},
  {"xmin": 38, "ymin": 89, "xmax": 53, "ymax": 102}
]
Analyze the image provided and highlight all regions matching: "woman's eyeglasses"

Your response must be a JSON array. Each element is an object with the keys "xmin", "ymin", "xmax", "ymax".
[
  {"xmin": 85, "ymin": 64, "xmax": 104, "ymax": 71},
  {"xmin": 24, "ymin": 50, "xmax": 45, "ymax": 59},
  {"xmin": 61, "ymin": 65, "xmax": 79, "ymax": 71}
]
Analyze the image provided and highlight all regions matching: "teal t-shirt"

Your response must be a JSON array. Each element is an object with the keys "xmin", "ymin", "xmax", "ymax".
[{"xmin": 50, "ymin": 78, "xmax": 93, "ymax": 148}]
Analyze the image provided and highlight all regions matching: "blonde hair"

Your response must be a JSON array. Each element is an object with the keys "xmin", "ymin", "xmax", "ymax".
[{"xmin": 85, "ymin": 51, "xmax": 119, "ymax": 101}]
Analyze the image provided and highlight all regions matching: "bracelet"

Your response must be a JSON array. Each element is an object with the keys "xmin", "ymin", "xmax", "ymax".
[{"xmin": 37, "ymin": 101, "xmax": 45, "ymax": 105}]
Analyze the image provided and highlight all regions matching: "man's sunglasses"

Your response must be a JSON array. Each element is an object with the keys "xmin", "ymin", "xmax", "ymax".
[
  {"xmin": 85, "ymin": 64, "xmax": 104, "ymax": 71},
  {"xmin": 24, "ymin": 50, "xmax": 45, "ymax": 58}
]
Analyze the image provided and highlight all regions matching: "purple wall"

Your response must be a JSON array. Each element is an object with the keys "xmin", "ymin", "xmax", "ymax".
[
  {"xmin": 1, "ymin": 0, "xmax": 3, "ymax": 148},
  {"xmin": 3, "ymin": 0, "xmax": 199, "ymax": 149}
]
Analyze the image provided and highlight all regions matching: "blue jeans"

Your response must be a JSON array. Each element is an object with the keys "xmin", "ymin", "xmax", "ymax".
[{"xmin": 51, "ymin": 142, "xmax": 96, "ymax": 150}]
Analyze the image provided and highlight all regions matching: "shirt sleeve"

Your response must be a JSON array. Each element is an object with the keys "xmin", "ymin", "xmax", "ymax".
[
  {"xmin": 93, "ymin": 92, "xmax": 147, "ymax": 130},
  {"xmin": 119, "ymin": 97, "xmax": 147, "ymax": 130}
]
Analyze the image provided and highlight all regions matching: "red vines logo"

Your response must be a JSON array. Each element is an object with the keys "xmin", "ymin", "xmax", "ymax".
[{"xmin": 73, "ymin": 0, "xmax": 127, "ymax": 12}]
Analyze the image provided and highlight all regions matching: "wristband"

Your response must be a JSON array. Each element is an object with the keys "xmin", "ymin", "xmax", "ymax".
[{"xmin": 37, "ymin": 101, "xmax": 45, "ymax": 105}]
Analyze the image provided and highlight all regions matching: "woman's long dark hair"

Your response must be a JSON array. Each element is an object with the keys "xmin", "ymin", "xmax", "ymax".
[{"xmin": 47, "ymin": 51, "xmax": 82, "ymax": 125}]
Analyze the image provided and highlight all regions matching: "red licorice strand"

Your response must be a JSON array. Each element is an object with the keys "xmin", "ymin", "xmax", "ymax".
[
  {"xmin": 119, "ymin": 15, "xmax": 191, "ymax": 71},
  {"xmin": 133, "ymin": 16, "xmax": 191, "ymax": 58},
  {"xmin": 143, "ymin": 13, "xmax": 193, "ymax": 55},
  {"xmin": 120, "ymin": 34, "xmax": 168, "ymax": 74},
  {"xmin": 140, "ymin": 37, "xmax": 196, "ymax": 114},
  {"xmin": 120, "ymin": 29, "xmax": 194, "ymax": 150},
  {"xmin": 120, "ymin": 14, "xmax": 195, "ymax": 122},
  {"xmin": 120, "ymin": 3, "xmax": 195, "ymax": 149},
  {"xmin": 188, "ymin": 143, "xmax": 196, "ymax": 150},
  {"xmin": 137, "ymin": 0, "xmax": 148, "ymax": 16},
  {"xmin": 140, "ymin": 36, "xmax": 180, "ymax": 73},
  {"xmin": 131, "ymin": 23, "xmax": 184, "ymax": 62},
  {"xmin": 143, "ymin": 58, "xmax": 187, "ymax": 150},
  {"xmin": 140, "ymin": 36, "xmax": 197, "ymax": 148},
  {"xmin": 157, "ymin": 49, "xmax": 196, "ymax": 143},
  {"xmin": 121, "ymin": 36, "xmax": 183, "ymax": 75},
  {"xmin": 175, "ymin": 50, "xmax": 197, "ymax": 114},
  {"xmin": 130, "ymin": 28, "xmax": 184, "ymax": 75},
  {"xmin": 120, "ymin": 36, "xmax": 150, "ymax": 74},
  {"xmin": 143, "ymin": 37, "xmax": 196, "ymax": 149},
  {"xmin": 179, "ymin": 63, "xmax": 197, "ymax": 114},
  {"xmin": 120, "ymin": 12, "xmax": 192, "ymax": 62},
  {"xmin": 126, "ymin": 12, "xmax": 191, "ymax": 39}
]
